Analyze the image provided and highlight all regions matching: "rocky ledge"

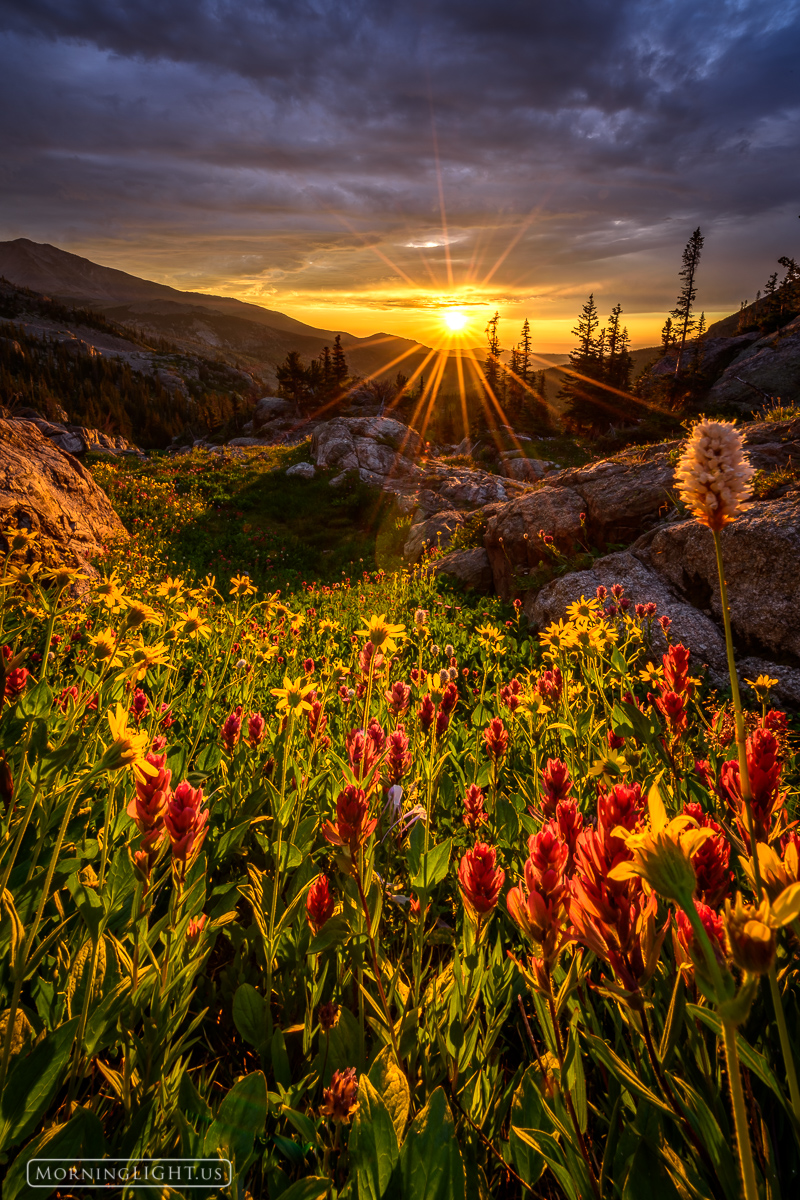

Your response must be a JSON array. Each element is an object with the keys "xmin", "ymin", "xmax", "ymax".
[{"xmin": 0, "ymin": 418, "xmax": 128, "ymax": 569}]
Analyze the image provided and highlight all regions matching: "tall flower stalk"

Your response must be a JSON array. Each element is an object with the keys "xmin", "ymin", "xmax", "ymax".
[{"xmin": 676, "ymin": 418, "xmax": 800, "ymax": 1127}]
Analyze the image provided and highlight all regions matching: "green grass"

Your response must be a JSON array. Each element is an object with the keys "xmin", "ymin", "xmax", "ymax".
[{"xmin": 90, "ymin": 444, "xmax": 412, "ymax": 592}]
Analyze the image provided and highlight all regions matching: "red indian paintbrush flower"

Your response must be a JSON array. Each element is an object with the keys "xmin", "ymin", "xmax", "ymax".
[
  {"xmin": 417, "ymin": 694, "xmax": 435, "ymax": 734},
  {"xmin": 306, "ymin": 875, "xmax": 335, "ymax": 934},
  {"xmin": 656, "ymin": 689, "xmax": 688, "ymax": 737},
  {"xmin": 535, "ymin": 666, "xmax": 563, "ymax": 705},
  {"xmin": 674, "ymin": 900, "xmax": 726, "ymax": 983},
  {"xmin": 385, "ymin": 726, "xmax": 411, "ymax": 784},
  {"xmin": 682, "ymin": 802, "xmax": 733, "ymax": 907},
  {"xmin": 540, "ymin": 758, "xmax": 573, "ymax": 818},
  {"xmin": 164, "ymin": 780, "xmax": 209, "ymax": 876},
  {"xmin": 500, "ymin": 677, "xmax": 523, "ymax": 712},
  {"xmin": 127, "ymin": 751, "xmax": 172, "ymax": 834},
  {"xmin": 186, "ymin": 914, "xmax": 207, "ymax": 948},
  {"xmin": 439, "ymin": 681, "xmax": 459, "ymax": 717},
  {"xmin": 568, "ymin": 783, "xmax": 665, "ymax": 1001},
  {"xmin": 507, "ymin": 826, "xmax": 571, "ymax": 986},
  {"xmin": 483, "ymin": 717, "xmax": 509, "ymax": 762},
  {"xmin": 307, "ymin": 696, "xmax": 330, "ymax": 748},
  {"xmin": 554, "ymin": 798, "xmax": 583, "ymax": 871},
  {"xmin": 463, "ymin": 783, "xmax": 488, "ymax": 831},
  {"xmin": 247, "ymin": 711, "xmax": 266, "ymax": 747},
  {"xmin": 129, "ymin": 688, "xmax": 149, "ymax": 724},
  {"xmin": 3, "ymin": 668, "xmax": 29, "ymax": 703},
  {"xmin": 458, "ymin": 843, "xmax": 505, "ymax": 921},
  {"xmin": 321, "ymin": 785, "xmax": 377, "ymax": 854},
  {"xmin": 385, "ymin": 680, "xmax": 411, "ymax": 717},
  {"xmin": 346, "ymin": 722, "xmax": 385, "ymax": 789},
  {"xmin": 221, "ymin": 705, "xmax": 243, "ymax": 753},
  {"xmin": 662, "ymin": 643, "xmax": 692, "ymax": 696},
  {"xmin": 719, "ymin": 725, "xmax": 784, "ymax": 842}
]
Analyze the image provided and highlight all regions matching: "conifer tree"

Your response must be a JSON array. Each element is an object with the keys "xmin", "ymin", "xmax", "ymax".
[
  {"xmin": 660, "ymin": 316, "xmax": 676, "ymax": 352},
  {"xmin": 605, "ymin": 303, "xmax": 633, "ymax": 393},
  {"xmin": 671, "ymin": 227, "xmax": 704, "ymax": 372},
  {"xmin": 484, "ymin": 312, "xmax": 501, "ymax": 399},
  {"xmin": 507, "ymin": 345, "xmax": 523, "ymax": 412},
  {"xmin": 331, "ymin": 334, "xmax": 348, "ymax": 386},
  {"xmin": 319, "ymin": 345, "xmax": 332, "ymax": 390},
  {"xmin": 519, "ymin": 318, "xmax": 532, "ymax": 384}
]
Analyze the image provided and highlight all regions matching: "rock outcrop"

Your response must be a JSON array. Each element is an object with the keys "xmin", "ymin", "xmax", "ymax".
[
  {"xmin": 433, "ymin": 548, "xmax": 493, "ymax": 592},
  {"xmin": 524, "ymin": 550, "xmax": 730, "ymax": 680},
  {"xmin": 636, "ymin": 494, "xmax": 800, "ymax": 665},
  {"xmin": 403, "ymin": 510, "xmax": 467, "ymax": 564},
  {"xmin": 11, "ymin": 414, "xmax": 144, "ymax": 458},
  {"xmin": 707, "ymin": 315, "xmax": 800, "ymax": 410},
  {"xmin": 0, "ymin": 418, "xmax": 128, "ymax": 567},
  {"xmin": 484, "ymin": 487, "xmax": 586, "ymax": 599}
]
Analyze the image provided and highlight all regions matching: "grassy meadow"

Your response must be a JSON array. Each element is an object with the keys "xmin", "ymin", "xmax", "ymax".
[{"xmin": 0, "ymin": 434, "xmax": 798, "ymax": 1199}]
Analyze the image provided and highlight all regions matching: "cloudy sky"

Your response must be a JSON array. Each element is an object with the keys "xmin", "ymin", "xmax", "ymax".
[{"xmin": 0, "ymin": 0, "xmax": 798, "ymax": 348}]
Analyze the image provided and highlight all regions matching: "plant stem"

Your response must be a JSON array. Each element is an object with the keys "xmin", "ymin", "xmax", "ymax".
[
  {"xmin": 711, "ymin": 531, "xmax": 760, "ymax": 886},
  {"xmin": 722, "ymin": 1017, "xmax": 759, "ymax": 1200},
  {"xmin": 768, "ymin": 965, "xmax": 800, "ymax": 1117},
  {"xmin": 353, "ymin": 859, "xmax": 401, "ymax": 1066},
  {"xmin": 712, "ymin": 530, "xmax": 800, "ymax": 1116}
]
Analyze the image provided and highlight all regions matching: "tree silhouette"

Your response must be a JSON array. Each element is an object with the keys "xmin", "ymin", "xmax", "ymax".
[
  {"xmin": 331, "ymin": 334, "xmax": 348, "ymax": 386},
  {"xmin": 671, "ymin": 228, "xmax": 704, "ymax": 373}
]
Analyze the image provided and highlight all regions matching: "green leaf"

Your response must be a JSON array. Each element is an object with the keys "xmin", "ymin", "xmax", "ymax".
[
  {"xmin": 271, "ymin": 1028, "xmax": 291, "ymax": 1090},
  {"xmin": 584, "ymin": 1032, "xmax": 673, "ymax": 1117},
  {"xmin": 204, "ymin": 1071, "xmax": 267, "ymax": 1171},
  {"xmin": 686, "ymin": 1004, "xmax": 790, "ymax": 1113},
  {"xmin": 368, "ymin": 1045, "xmax": 411, "ymax": 1144},
  {"xmin": 308, "ymin": 914, "xmax": 350, "ymax": 955},
  {"xmin": 179, "ymin": 1070, "xmax": 213, "ymax": 1123},
  {"xmin": 510, "ymin": 1128, "xmax": 580, "ymax": 1200},
  {"xmin": 272, "ymin": 880, "xmax": 314, "ymax": 946},
  {"xmin": 508, "ymin": 1067, "xmax": 546, "ymax": 1186},
  {"xmin": 4, "ymin": 1105, "xmax": 106, "ymax": 1200},
  {"xmin": 324, "ymin": 1005, "xmax": 362, "ymax": 1082},
  {"xmin": 0, "ymin": 1017, "xmax": 80, "ymax": 1153},
  {"xmin": 349, "ymin": 1076, "xmax": 400, "ymax": 1200},
  {"xmin": 195, "ymin": 743, "xmax": 222, "ymax": 774},
  {"xmin": 398, "ymin": 1087, "xmax": 465, "ymax": 1200},
  {"xmin": 672, "ymin": 1075, "xmax": 741, "ymax": 1197},
  {"xmin": 232, "ymin": 983, "xmax": 268, "ymax": 1050},
  {"xmin": 407, "ymin": 822, "xmax": 424, "ymax": 880},
  {"xmin": 277, "ymin": 1179, "xmax": 329, "ymax": 1200},
  {"xmin": 659, "ymin": 973, "xmax": 685, "ymax": 1068},
  {"xmin": 410, "ymin": 839, "xmax": 452, "ymax": 897},
  {"xmin": 471, "ymin": 703, "xmax": 492, "ymax": 727},
  {"xmin": 623, "ymin": 1138, "xmax": 684, "ymax": 1200},
  {"xmin": 565, "ymin": 1024, "xmax": 587, "ymax": 1134},
  {"xmin": 18, "ymin": 681, "xmax": 53, "ymax": 720}
]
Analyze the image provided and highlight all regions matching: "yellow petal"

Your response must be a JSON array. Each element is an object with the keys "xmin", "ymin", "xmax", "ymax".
[
  {"xmin": 608, "ymin": 861, "xmax": 640, "ymax": 883},
  {"xmin": 647, "ymin": 783, "xmax": 669, "ymax": 833},
  {"xmin": 771, "ymin": 882, "xmax": 800, "ymax": 926},
  {"xmin": 679, "ymin": 827, "xmax": 716, "ymax": 856}
]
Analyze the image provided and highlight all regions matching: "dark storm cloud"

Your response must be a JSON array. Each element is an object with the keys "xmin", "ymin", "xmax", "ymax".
[{"xmin": 0, "ymin": 0, "xmax": 798, "ymax": 319}]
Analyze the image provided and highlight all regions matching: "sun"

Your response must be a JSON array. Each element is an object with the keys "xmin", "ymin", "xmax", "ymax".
[{"xmin": 442, "ymin": 309, "xmax": 468, "ymax": 332}]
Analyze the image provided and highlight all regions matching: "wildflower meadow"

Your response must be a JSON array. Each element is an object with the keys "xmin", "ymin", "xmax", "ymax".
[{"xmin": 0, "ymin": 420, "xmax": 798, "ymax": 1199}]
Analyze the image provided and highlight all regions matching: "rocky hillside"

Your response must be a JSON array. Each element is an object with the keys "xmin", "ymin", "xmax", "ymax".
[{"xmin": 0, "ymin": 280, "xmax": 263, "ymax": 446}]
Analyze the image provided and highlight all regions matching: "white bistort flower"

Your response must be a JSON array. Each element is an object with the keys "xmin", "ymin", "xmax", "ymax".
[{"xmin": 674, "ymin": 418, "xmax": 754, "ymax": 531}]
